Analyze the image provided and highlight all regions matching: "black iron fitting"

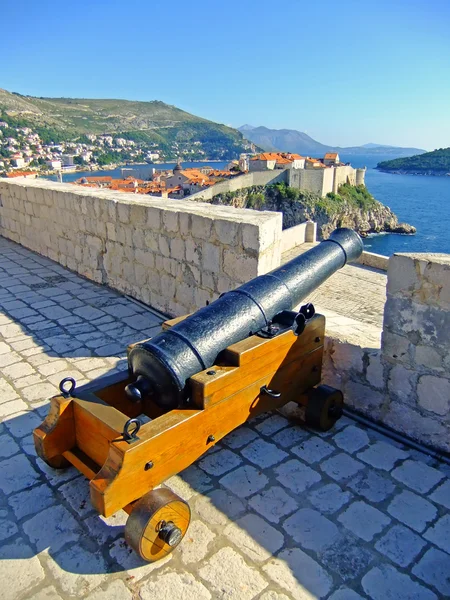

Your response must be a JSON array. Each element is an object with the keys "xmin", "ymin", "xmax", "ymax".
[{"xmin": 257, "ymin": 304, "xmax": 316, "ymax": 338}]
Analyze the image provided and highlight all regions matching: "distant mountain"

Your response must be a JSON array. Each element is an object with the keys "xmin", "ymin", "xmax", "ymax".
[
  {"xmin": 238, "ymin": 125, "xmax": 426, "ymax": 157},
  {"xmin": 377, "ymin": 148, "xmax": 450, "ymax": 175},
  {"xmin": 0, "ymin": 87, "xmax": 254, "ymax": 160}
]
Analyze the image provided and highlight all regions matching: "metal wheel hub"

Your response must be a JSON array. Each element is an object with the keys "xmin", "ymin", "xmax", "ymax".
[{"xmin": 158, "ymin": 521, "xmax": 183, "ymax": 547}]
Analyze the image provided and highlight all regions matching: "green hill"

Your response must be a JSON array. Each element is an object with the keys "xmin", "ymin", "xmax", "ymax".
[
  {"xmin": 0, "ymin": 88, "xmax": 252, "ymax": 160},
  {"xmin": 377, "ymin": 148, "xmax": 450, "ymax": 175}
]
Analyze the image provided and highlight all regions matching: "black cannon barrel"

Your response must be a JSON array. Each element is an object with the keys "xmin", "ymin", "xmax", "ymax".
[{"xmin": 127, "ymin": 228, "xmax": 363, "ymax": 408}]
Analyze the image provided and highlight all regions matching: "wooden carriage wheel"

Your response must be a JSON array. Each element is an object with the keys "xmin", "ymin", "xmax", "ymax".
[
  {"xmin": 125, "ymin": 488, "xmax": 191, "ymax": 562},
  {"xmin": 305, "ymin": 384, "xmax": 344, "ymax": 431}
]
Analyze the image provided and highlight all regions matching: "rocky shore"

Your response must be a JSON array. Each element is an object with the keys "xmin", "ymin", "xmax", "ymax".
[{"xmin": 209, "ymin": 184, "xmax": 416, "ymax": 240}]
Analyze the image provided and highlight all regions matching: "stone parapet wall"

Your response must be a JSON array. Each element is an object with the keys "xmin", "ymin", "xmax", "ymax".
[
  {"xmin": 382, "ymin": 253, "xmax": 450, "ymax": 450},
  {"xmin": 322, "ymin": 253, "xmax": 450, "ymax": 454},
  {"xmin": 280, "ymin": 221, "xmax": 317, "ymax": 253},
  {"xmin": 356, "ymin": 251, "xmax": 389, "ymax": 271},
  {"xmin": 0, "ymin": 178, "xmax": 282, "ymax": 316}
]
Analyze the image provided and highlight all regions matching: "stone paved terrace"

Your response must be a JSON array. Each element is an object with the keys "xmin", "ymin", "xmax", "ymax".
[
  {"xmin": 0, "ymin": 235, "xmax": 449, "ymax": 600},
  {"xmin": 282, "ymin": 245, "xmax": 387, "ymax": 329}
]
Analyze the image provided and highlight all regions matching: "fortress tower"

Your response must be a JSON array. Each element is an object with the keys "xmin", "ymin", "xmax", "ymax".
[{"xmin": 356, "ymin": 167, "xmax": 366, "ymax": 186}]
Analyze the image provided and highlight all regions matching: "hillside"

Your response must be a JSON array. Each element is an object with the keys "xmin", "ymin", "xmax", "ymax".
[
  {"xmin": 377, "ymin": 148, "xmax": 450, "ymax": 175},
  {"xmin": 209, "ymin": 182, "xmax": 416, "ymax": 239},
  {"xmin": 239, "ymin": 125, "xmax": 426, "ymax": 157},
  {"xmin": 0, "ymin": 88, "xmax": 252, "ymax": 160}
]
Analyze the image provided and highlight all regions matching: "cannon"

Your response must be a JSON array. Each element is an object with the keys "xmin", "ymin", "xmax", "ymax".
[{"xmin": 34, "ymin": 228, "xmax": 363, "ymax": 563}]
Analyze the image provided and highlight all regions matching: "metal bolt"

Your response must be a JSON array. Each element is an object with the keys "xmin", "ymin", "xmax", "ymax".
[
  {"xmin": 207, "ymin": 435, "xmax": 215, "ymax": 443},
  {"xmin": 315, "ymin": 337, "xmax": 321, "ymax": 343},
  {"xmin": 206, "ymin": 370, "xmax": 216, "ymax": 375},
  {"xmin": 144, "ymin": 461, "xmax": 153, "ymax": 471}
]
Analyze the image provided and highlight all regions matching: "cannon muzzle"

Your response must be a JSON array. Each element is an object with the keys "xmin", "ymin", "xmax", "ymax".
[{"xmin": 127, "ymin": 228, "xmax": 363, "ymax": 408}]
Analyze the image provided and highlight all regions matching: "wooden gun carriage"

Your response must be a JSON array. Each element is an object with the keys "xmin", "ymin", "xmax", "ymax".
[{"xmin": 34, "ymin": 228, "xmax": 363, "ymax": 562}]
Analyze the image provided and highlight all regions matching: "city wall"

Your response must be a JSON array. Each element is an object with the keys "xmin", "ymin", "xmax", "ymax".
[
  {"xmin": 188, "ymin": 170, "xmax": 287, "ymax": 202},
  {"xmin": 0, "ymin": 178, "xmax": 282, "ymax": 316}
]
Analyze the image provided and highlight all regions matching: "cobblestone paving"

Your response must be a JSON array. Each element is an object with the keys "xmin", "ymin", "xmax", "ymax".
[
  {"xmin": 1, "ymin": 236, "xmax": 449, "ymax": 600},
  {"xmin": 282, "ymin": 246, "xmax": 387, "ymax": 328}
]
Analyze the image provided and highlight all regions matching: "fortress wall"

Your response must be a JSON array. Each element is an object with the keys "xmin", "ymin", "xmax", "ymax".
[
  {"xmin": 332, "ymin": 165, "xmax": 357, "ymax": 193},
  {"xmin": 188, "ymin": 170, "xmax": 287, "ymax": 202},
  {"xmin": 0, "ymin": 178, "xmax": 282, "ymax": 316},
  {"xmin": 323, "ymin": 252, "xmax": 450, "ymax": 454}
]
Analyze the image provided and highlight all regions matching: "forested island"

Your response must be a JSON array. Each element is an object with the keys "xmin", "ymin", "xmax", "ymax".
[{"xmin": 377, "ymin": 148, "xmax": 450, "ymax": 175}]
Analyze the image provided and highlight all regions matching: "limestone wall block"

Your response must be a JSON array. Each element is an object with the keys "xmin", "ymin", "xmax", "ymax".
[
  {"xmin": 175, "ymin": 282, "xmax": 196, "ymax": 308},
  {"xmin": 146, "ymin": 206, "xmax": 162, "ymax": 230},
  {"xmin": 155, "ymin": 254, "xmax": 164, "ymax": 273},
  {"xmin": 129, "ymin": 203, "xmax": 148, "ymax": 226},
  {"xmin": 329, "ymin": 339, "xmax": 364, "ymax": 373},
  {"xmin": 143, "ymin": 230, "xmax": 159, "ymax": 253},
  {"xmin": 384, "ymin": 402, "xmax": 449, "ymax": 452},
  {"xmin": 217, "ymin": 275, "xmax": 234, "ymax": 294},
  {"xmin": 158, "ymin": 235, "xmax": 171, "ymax": 258},
  {"xmin": 366, "ymin": 352, "xmax": 385, "ymax": 389},
  {"xmin": 95, "ymin": 220, "xmax": 107, "ymax": 239},
  {"xmin": 387, "ymin": 364, "xmax": 417, "ymax": 404},
  {"xmin": 194, "ymin": 286, "xmax": 214, "ymax": 310},
  {"xmin": 117, "ymin": 203, "xmax": 130, "ymax": 224},
  {"xmin": 214, "ymin": 220, "xmax": 239, "ymax": 245},
  {"xmin": 163, "ymin": 257, "xmax": 179, "ymax": 278},
  {"xmin": 257, "ymin": 244, "xmax": 281, "ymax": 275},
  {"xmin": 86, "ymin": 235, "xmax": 103, "ymax": 252},
  {"xmin": 381, "ymin": 330, "xmax": 412, "ymax": 365},
  {"xmin": 191, "ymin": 214, "xmax": 213, "ymax": 240},
  {"xmin": 179, "ymin": 212, "xmax": 191, "ymax": 236},
  {"xmin": 414, "ymin": 345, "xmax": 443, "ymax": 371},
  {"xmin": 417, "ymin": 375, "xmax": 450, "ymax": 416},
  {"xmin": 201, "ymin": 271, "xmax": 215, "ymax": 292},
  {"xmin": 185, "ymin": 239, "xmax": 201, "ymax": 266},
  {"xmin": 183, "ymin": 263, "xmax": 201, "ymax": 286},
  {"xmin": 135, "ymin": 249, "xmax": 155, "ymax": 269},
  {"xmin": 202, "ymin": 241, "xmax": 221, "ymax": 273},
  {"xmin": 162, "ymin": 210, "xmax": 179, "ymax": 233},
  {"xmin": 132, "ymin": 228, "xmax": 145, "ymax": 249},
  {"xmin": 66, "ymin": 257, "xmax": 78, "ymax": 272},
  {"xmin": 344, "ymin": 380, "xmax": 385, "ymax": 419},
  {"xmin": 147, "ymin": 270, "xmax": 162, "ymax": 296},
  {"xmin": 134, "ymin": 263, "xmax": 149, "ymax": 286},
  {"xmin": 223, "ymin": 249, "xmax": 258, "ymax": 282},
  {"xmin": 160, "ymin": 274, "xmax": 176, "ymax": 302},
  {"xmin": 106, "ymin": 199, "xmax": 117, "ymax": 222},
  {"xmin": 121, "ymin": 260, "xmax": 134, "ymax": 282},
  {"xmin": 387, "ymin": 254, "xmax": 420, "ymax": 296},
  {"xmin": 170, "ymin": 237, "xmax": 185, "ymax": 261}
]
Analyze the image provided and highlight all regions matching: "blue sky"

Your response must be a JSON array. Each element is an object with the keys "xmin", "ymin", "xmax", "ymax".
[{"xmin": 2, "ymin": 0, "xmax": 449, "ymax": 150}]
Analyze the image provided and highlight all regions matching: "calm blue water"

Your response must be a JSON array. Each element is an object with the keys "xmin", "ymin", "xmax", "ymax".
[
  {"xmin": 340, "ymin": 153, "xmax": 450, "ymax": 256},
  {"xmin": 48, "ymin": 156, "xmax": 450, "ymax": 257}
]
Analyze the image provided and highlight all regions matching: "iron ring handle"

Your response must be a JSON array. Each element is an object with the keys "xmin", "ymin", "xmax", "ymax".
[
  {"xmin": 123, "ymin": 418, "xmax": 141, "ymax": 440},
  {"xmin": 59, "ymin": 377, "xmax": 76, "ymax": 398},
  {"xmin": 260, "ymin": 385, "xmax": 281, "ymax": 398}
]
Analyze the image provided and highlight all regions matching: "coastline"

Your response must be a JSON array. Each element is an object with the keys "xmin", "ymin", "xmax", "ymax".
[{"xmin": 377, "ymin": 168, "xmax": 450, "ymax": 177}]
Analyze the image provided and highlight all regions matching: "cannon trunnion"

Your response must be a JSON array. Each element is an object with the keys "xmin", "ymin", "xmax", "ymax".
[{"xmin": 33, "ymin": 227, "xmax": 362, "ymax": 563}]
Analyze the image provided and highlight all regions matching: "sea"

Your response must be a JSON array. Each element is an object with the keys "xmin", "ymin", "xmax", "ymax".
[{"xmin": 47, "ymin": 155, "xmax": 450, "ymax": 257}]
